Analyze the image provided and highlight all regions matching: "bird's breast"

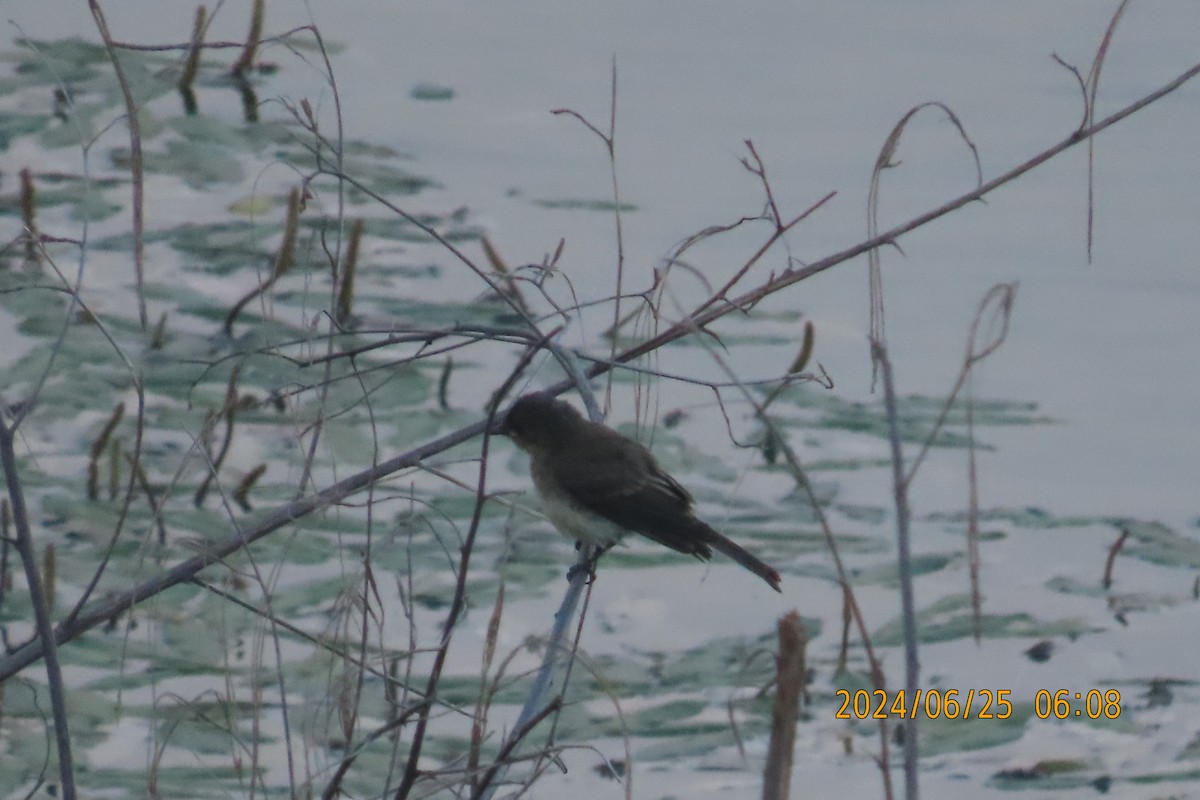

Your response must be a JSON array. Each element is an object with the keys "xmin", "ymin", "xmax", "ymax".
[{"xmin": 530, "ymin": 458, "xmax": 627, "ymax": 547}]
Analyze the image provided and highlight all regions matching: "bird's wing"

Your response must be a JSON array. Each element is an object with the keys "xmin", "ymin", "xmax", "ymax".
[
  {"xmin": 552, "ymin": 437, "xmax": 712, "ymax": 557},
  {"xmin": 549, "ymin": 428, "xmax": 783, "ymax": 591}
]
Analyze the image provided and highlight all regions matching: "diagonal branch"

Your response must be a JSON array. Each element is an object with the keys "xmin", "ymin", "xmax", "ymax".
[{"xmin": 2, "ymin": 54, "xmax": 1198, "ymax": 684}]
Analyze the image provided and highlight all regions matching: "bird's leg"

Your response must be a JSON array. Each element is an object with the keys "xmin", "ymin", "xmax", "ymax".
[{"xmin": 566, "ymin": 542, "xmax": 614, "ymax": 584}]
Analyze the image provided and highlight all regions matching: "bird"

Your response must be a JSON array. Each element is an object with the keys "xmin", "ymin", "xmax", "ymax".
[{"xmin": 500, "ymin": 391, "xmax": 782, "ymax": 592}]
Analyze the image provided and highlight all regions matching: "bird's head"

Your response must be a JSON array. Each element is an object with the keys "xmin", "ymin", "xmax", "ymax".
[{"xmin": 499, "ymin": 392, "xmax": 583, "ymax": 452}]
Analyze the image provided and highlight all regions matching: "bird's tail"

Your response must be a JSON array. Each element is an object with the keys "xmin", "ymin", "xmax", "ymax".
[{"xmin": 703, "ymin": 527, "xmax": 782, "ymax": 592}]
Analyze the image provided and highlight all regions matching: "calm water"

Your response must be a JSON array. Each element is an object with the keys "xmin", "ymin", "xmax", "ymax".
[{"xmin": 2, "ymin": 2, "xmax": 1198, "ymax": 798}]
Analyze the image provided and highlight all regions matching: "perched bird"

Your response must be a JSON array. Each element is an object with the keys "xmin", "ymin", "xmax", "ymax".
[{"xmin": 501, "ymin": 391, "xmax": 782, "ymax": 592}]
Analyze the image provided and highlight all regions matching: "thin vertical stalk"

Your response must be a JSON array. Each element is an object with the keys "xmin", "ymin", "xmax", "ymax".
[
  {"xmin": 88, "ymin": 0, "xmax": 147, "ymax": 328},
  {"xmin": 0, "ymin": 425, "xmax": 76, "ymax": 799},
  {"xmin": 871, "ymin": 339, "xmax": 918, "ymax": 800}
]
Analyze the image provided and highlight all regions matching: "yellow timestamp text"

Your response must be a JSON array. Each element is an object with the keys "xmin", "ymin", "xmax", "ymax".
[
  {"xmin": 833, "ymin": 688, "xmax": 1124, "ymax": 721},
  {"xmin": 834, "ymin": 688, "xmax": 1013, "ymax": 720},
  {"xmin": 1034, "ymin": 689, "xmax": 1121, "ymax": 719}
]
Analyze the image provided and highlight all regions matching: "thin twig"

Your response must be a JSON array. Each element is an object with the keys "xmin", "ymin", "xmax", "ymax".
[
  {"xmin": 392, "ymin": 337, "xmax": 547, "ymax": 800},
  {"xmin": 88, "ymin": 0, "xmax": 146, "ymax": 329},
  {"xmin": 706, "ymin": 341, "xmax": 893, "ymax": 800},
  {"xmin": 1082, "ymin": 0, "xmax": 1132, "ymax": 262},
  {"xmin": 871, "ymin": 339, "xmax": 918, "ymax": 800},
  {"xmin": 867, "ymin": 101, "xmax": 982, "ymax": 388},
  {"xmin": 552, "ymin": 59, "xmax": 626, "ymax": 409},
  {"xmin": 4, "ymin": 55, "xmax": 1198, "ymax": 686},
  {"xmin": 0, "ymin": 424, "xmax": 77, "ymax": 800},
  {"xmin": 903, "ymin": 283, "xmax": 1016, "ymax": 484}
]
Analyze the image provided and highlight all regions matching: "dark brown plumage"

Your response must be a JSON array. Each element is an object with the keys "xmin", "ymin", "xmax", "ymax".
[{"xmin": 502, "ymin": 391, "xmax": 781, "ymax": 592}]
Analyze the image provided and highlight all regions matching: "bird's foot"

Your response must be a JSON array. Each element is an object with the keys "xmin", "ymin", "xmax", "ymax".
[
  {"xmin": 565, "ymin": 560, "xmax": 596, "ymax": 584},
  {"xmin": 566, "ymin": 543, "xmax": 613, "ymax": 585}
]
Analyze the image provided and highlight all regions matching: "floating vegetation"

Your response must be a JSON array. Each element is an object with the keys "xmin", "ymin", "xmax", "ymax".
[{"xmin": 0, "ymin": 12, "xmax": 1194, "ymax": 800}]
